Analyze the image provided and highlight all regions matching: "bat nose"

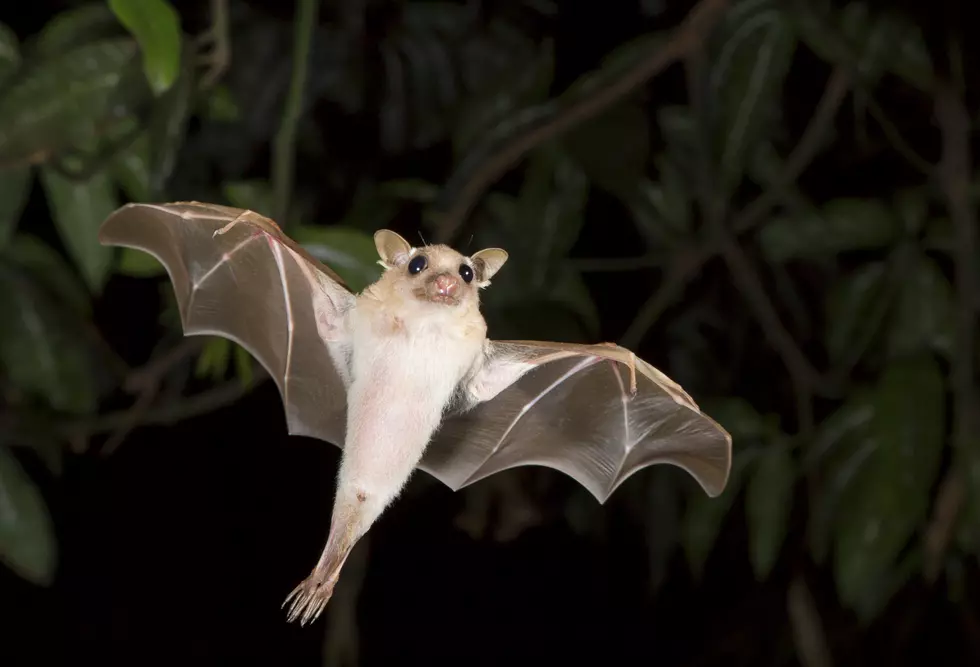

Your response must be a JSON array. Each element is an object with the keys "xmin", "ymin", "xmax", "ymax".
[{"xmin": 433, "ymin": 273, "xmax": 459, "ymax": 297}]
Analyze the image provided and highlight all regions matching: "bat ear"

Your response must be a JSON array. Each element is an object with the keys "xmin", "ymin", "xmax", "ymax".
[
  {"xmin": 470, "ymin": 248, "xmax": 508, "ymax": 283},
  {"xmin": 374, "ymin": 230, "xmax": 413, "ymax": 267}
]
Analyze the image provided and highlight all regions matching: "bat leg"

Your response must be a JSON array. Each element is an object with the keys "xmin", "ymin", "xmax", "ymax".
[{"xmin": 282, "ymin": 515, "xmax": 359, "ymax": 626}]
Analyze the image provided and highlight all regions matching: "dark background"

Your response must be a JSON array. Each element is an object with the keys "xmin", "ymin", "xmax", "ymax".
[{"xmin": 1, "ymin": 0, "xmax": 978, "ymax": 665}]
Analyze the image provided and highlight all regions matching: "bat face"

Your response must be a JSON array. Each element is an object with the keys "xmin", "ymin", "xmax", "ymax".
[{"xmin": 372, "ymin": 229, "xmax": 508, "ymax": 312}]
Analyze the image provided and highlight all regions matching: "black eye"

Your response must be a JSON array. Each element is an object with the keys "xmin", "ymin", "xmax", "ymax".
[
  {"xmin": 459, "ymin": 263, "xmax": 474, "ymax": 283},
  {"xmin": 408, "ymin": 255, "xmax": 427, "ymax": 275}
]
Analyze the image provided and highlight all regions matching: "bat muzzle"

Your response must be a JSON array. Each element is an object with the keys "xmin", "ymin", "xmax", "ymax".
[{"xmin": 415, "ymin": 272, "xmax": 461, "ymax": 305}]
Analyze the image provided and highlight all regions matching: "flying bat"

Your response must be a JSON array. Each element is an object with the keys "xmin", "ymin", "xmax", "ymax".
[{"xmin": 98, "ymin": 202, "xmax": 732, "ymax": 625}]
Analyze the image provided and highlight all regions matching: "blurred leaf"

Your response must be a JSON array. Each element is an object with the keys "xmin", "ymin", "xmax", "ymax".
[
  {"xmin": 3, "ymin": 234, "xmax": 92, "ymax": 316},
  {"xmin": 453, "ymin": 39, "xmax": 553, "ymax": 159},
  {"xmin": 379, "ymin": 179, "xmax": 440, "ymax": 204},
  {"xmin": 40, "ymin": 164, "xmax": 119, "ymax": 293},
  {"xmin": 233, "ymin": 344, "xmax": 254, "ymax": 388},
  {"xmin": 954, "ymin": 444, "xmax": 980, "ymax": 555},
  {"xmin": 833, "ymin": 356, "xmax": 945, "ymax": 621},
  {"xmin": 0, "ymin": 22, "xmax": 19, "ymax": 84},
  {"xmin": 293, "ymin": 225, "xmax": 383, "ymax": 293},
  {"xmin": 564, "ymin": 102, "xmax": 649, "ymax": 199},
  {"xmin": 110, "ymin": 130, "xmax": 151, "ymax": 202},
  {"xmin": 761, "ymin": 198, "xmax": 900, "ymax": 262},
  {"xmin": 824, "ymin": 261, "xmax": 893, "ymax": 369},
  {"xmin": 563, "ymin": 32, "xmax": 666, "ymax": 100},
  {"xmin": 0, "ymin": 265, "xmax": 99, "ymax": 414},
  {"xmin": 681, "ymin": 453, "xmax": 752, "ymax": 578},
  {"xmin": 0, "ymin": 165, "xmax": 32, "ymax": 246},
  {"xmin": 0, "ymin": 38, "xmax": 143, "ymax": 166},
  {"xmin": 887, "ymin": 253, "xmax": 954, "ymax": 359},
  {"xmin": 0, "ymin": 447, "xmax": 57, "ymax": 586},
  {"xmin": 709, "ymin": 0, "xmax": 797, "ymax": 188},
  {"xmin": 195, "ymin": 337, "xmax": 232, "ymax": 381},
  {"xmin": 146, "ymin": 47, "xmax": 193, "ymax": 198},
  {"xmin": 202, "ymin": 84, "xmax": 240, "ymax": 122},
  {"xmin": 806, "ymin": 391, "xmax": 877, "ymax": 562},
  {"xmin": 893, "ymin": 188, "xmax": 928, "ymax": 236},
  {"xmin": 746, "ymin": 441, "xmax": 795, "ymax": 580},
  {"xmin": 34, "ymin": 3, "xmax": 122, "ymax": 55},
  {"xmin": 223, "ymin": 179, "xmax": 275, "ymax": 217},
  {"xmin": 701, "ymin": 396, "xmax": 781, "ymax": 443},
  {"xmin": 657, "ymin": 105, "xmax": 702, "ymax": 187},
  {"xmin": 117, "ymin": 247, "xmax": 164, "ymax": 277},
  {"xmin": 108, "ymin": 0, "xmax": 182, "ymax": 95}
]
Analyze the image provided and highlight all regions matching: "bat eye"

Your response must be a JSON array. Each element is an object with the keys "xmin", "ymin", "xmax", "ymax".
[
  {"xmin": 458, "ymin": 264, "xmax": 474, "ymax": 283},
  {"xmin": 408, "ymin": 255, "xmax": 427, "ymax": 275}
]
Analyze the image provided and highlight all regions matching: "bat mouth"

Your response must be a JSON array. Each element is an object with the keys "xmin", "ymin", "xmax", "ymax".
[{"xmin": 413, "ymin": 287, "xmax": 460, "ymax": 306}]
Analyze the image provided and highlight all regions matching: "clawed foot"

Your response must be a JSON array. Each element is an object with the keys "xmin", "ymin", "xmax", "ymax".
[{"xmin": 282, "ymin": 574, "xmax": 337, "ymax": 626}]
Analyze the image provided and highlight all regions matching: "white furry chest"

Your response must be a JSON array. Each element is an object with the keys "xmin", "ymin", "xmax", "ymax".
[{"xmin": 346, "ymin": 302, "xmax": 483, "ymax": 403}]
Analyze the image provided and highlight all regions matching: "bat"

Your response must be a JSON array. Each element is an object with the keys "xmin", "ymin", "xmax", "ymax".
[{"xmin": 98, "ymin": 201, "xmax": 732, "ymax": 625}]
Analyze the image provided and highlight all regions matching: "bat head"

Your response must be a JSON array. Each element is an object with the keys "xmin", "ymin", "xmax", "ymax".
[{"xmin": 373, "ymin": 230, "xmax": 508, "ymax": 309}]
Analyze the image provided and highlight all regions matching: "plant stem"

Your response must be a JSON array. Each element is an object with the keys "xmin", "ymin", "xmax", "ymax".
[{"xmin": 273, "ymin": 0, "xmax": 319, "ymax": 225}]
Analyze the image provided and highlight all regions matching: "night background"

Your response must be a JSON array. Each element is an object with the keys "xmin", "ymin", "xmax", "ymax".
[{"xmin": 1, "ymin": 0, "xmax": 979, "ymax": 665}]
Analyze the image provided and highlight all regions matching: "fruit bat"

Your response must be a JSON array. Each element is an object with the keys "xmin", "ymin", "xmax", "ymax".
[{"xmin": 98, "ymin": 202, "xmax": 732, "ymax": 625}]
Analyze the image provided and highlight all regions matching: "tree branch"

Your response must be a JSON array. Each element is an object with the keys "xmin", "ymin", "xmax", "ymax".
[
  {"xmin": 434, "ymin": 0, "xmax": 732, "ymax": 244},
  {"xmin": 927, "ymin": 82, "xmax": 979, "ymax": 578},
  {"xmin": 273, "ymin": 0, "xmax": 319, "ymax": 224}
]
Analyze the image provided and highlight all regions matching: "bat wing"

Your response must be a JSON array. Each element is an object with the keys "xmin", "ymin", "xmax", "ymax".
[
  {"xmin": 419, "ymin": 340, "xmax": 732, "ymax": 502},
  {"xmin": 99, "ymin": 202, "xmax": 355, "ymax": 446}
]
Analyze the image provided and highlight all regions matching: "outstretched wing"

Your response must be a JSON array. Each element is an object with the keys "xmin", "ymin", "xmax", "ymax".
[
  {"xmin": 99, "ymin": 201, "xmax": 355, "ymax": 446},
  {"xmin": 419, "ymin": 340, "xmax": 732, "ymax": 502}
]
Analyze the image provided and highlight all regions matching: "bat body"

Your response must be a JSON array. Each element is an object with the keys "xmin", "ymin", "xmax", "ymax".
[{"xmin": 98, "ymin": 202, "xmax": 733, "ymax": 625}]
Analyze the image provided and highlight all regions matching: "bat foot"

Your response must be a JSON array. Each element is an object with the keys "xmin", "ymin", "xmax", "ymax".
[{"xmin": 282, "ymin": 574, "xmax": 337, "ymax": 626}]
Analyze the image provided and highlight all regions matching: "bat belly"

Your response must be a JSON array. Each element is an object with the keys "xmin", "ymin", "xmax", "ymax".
[{"xmin": 338, "ymin": 334, "xmax": 476, "ymax": 513}]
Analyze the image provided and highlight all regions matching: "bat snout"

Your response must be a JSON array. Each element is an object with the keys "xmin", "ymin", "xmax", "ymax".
[{"xmin": 433, "ymin": 273, "xmax": 459, "ymax": 298}]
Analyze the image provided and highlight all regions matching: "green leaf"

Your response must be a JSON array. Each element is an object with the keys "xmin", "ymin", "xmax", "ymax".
[
  {"xmin": 0, "ymin": 447, "xmax": 57, "ymax": 586},
  {"xmin": 833, "ymin": 356, "xmax": 946, "ymax": 621},
  {"xmin": 563, "ymin": 32, "xmax": 666, "ymax": 100},
  {"xmin": 806, "ymin": 391, "xmax": 877, "ymax": 563},
  {"xmin": 293, "ymin": 226, "xmax": 384, "ymax": 293},
  {"xmin": 699, "ymin": 396, "xmax": 781, "ymax": 443},
  {"xmin": 709, "ymin": 0, "xmax": 797, "ymax": 188},
  {"xmin": 34, "ymin": 3, "xmax": 122, "ymax": 55},
  {"xmin": 0, "ymin": 38, "xmax": 143, "ymax": 165},
  {"xmin": 0, "ymin": 265, "xmax": 99, "ymax": 414},
  {"xmin": 656, "ymin": 105, "xmax": 702, "ymax": 188},
  {"xmin": 794, "ymin": 2, "xmax": 933, "ymax": 91},
  {"xmin": 564, "ymin": 102, "xmax": 649, "ymax": 199},
  {"xmin": 3, "ymin": 234, "xmax": 92, "ymax": 316},
  {"xmin": 452, "ymin": 40, "xmax": 554, "ymax": 159},
  {"xmin": 760, "ymin": 198, "xmax": 900, "ymax": 262},
  {"xmin": 746, "ymin": 442, "xmax": 795, "ymax": 580},
  {"xmin": 824, "ymin": 261, "xmax": 893, "ymax": 369},
  {"xmin": 195, "ymin": 337, "xmax": 232, "ymax": 381},
  {"xmin": 40, "ymin": 164, "xmax": 119, "ymax": 294},
  {"xmin": 110, "ymin": 130, "xmax": 151, "ymax": 202},
  {"xmin": 954, "ymin": 444, "xmax": 980, "ymax": 555},
  {"xmin": 202, "ymin": 84, "xmax": 240, "ymax": 122},
  {"xmin": 108, "ymin": 0, "xmax": 182, "ymax": 95},
  {"xmin": 146, "ymin": 48, "xmax": 193, "ymax": 198},
  {"xmin": 223, "ymin": 180, "xmax": 275, "ymax": 218},
  {"xmin": 886, "ymin": 253, "xmax": 954, "ymax": 359},
  {"xmin": 681, "ymin": 453, "xmax": 751, "ymax": 578},
  {"xmin": 0, "ymin": 165, "xmax": 32, "ymax": 247},
  {"xmin": 233, "ymin": 344, "xmax": 254, "ymax": 388},
  {"xmin": 0, "ymin": 22, "xmax": 20, "ymax": 84},
  {"xmin": 117, "ymin": 247, "xmax": 164, "ymax": 277}
]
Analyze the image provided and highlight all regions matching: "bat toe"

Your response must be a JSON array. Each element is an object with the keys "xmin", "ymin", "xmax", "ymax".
[{"xmin": 282, "ymin": 575, "xmax": 337, "ymax": 625}]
